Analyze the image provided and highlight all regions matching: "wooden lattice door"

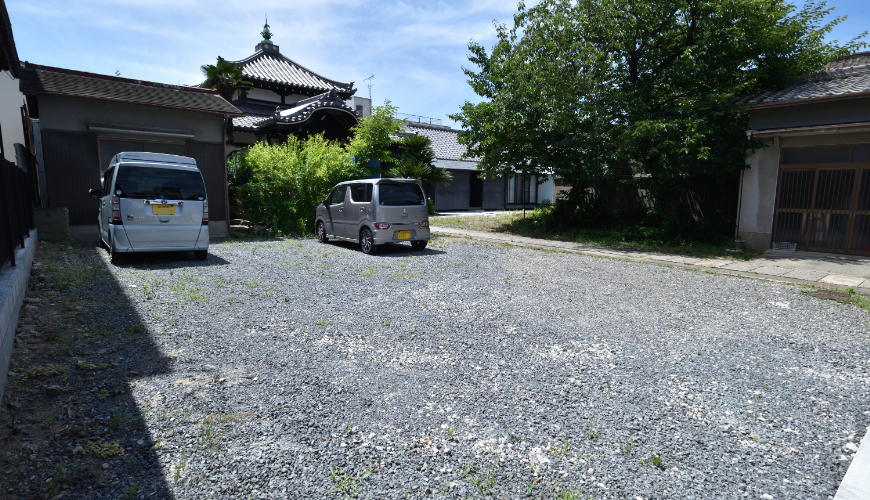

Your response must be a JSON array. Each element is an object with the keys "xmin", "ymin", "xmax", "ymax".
[{"xmin": 773, "ymin": 158, "xmax": 870, "ymax": 254}]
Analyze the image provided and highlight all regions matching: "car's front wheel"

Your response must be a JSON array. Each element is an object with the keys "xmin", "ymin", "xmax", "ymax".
[
  {"xmin": 411, "ymin": 240, "xmax": 427, "ymax": 251},
  {"xmin": 360, "ymin": 227, "xmax": 377, "ymax": 255},
  {"xmin": 316, "ymin": 220, "xmax": 327, "ymax": 243},
  {"xmin": 193, "ymin": 250, "xmax": 208, "ymax": 261}
]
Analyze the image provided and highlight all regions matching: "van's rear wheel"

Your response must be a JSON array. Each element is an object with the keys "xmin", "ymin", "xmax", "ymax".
[
  {"xmin": 360, "ymin": 228, "xmax": 377, "ymax": 255},
  {"xmin": 109, "ymin": 243, "xmax": 124, "ymax": 265},
  {"xmin": 194, "ymin": 250, "xmax": 208, "ymax": 261},
  {"xmin": 411, "ymin": 240, "xmax": 427, "ymax": 251},
  {"xmin": 316, "ymin": 221, "xmax": 327, "ymax": 243}
]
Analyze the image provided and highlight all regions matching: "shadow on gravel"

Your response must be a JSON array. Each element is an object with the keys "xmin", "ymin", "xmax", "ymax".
[
  {"xmin": 325, "ymin": 240, "xmax": 447, "ymax": 257},
  {"xmin": 0, "ymin": 240, "xmax": 174, "ymax": 499},
  {"xmin": 116, "ymin": 251, "xmax": 231, "ymax": 268}
]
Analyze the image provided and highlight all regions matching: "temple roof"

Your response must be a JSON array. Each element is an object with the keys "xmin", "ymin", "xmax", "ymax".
[
  {"xmin": 226, "ymin": 47, "xmax": 355, "ymax": 98},
  {"xmin": 253, "ymin": 88, "xmax": 357, "ymax": 129}
]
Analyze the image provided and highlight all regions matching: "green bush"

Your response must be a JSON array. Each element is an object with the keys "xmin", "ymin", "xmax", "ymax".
[
  {"xmin": 238, "ymin": 134, "xmax": 363, "ymax": 235},
  {"xmin": 427, "ymin": 198, "xmax": 436, "ymax": 215}
]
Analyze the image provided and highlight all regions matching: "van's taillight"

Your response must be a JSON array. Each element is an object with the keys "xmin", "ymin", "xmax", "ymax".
[
  {"xmin": 374, "ymin": 222, "xmax": 391, "ymax": 230},
  {"xmin": 418, "ymin": 220, "xmax": 429, "ymax": 228},
  {"xmin": 112, "ymin": 196, "xmax": 122, "ymax": 224},
  {"xmin": 202, "ymin": 199, "xmax": 209, "ymax": 225}
]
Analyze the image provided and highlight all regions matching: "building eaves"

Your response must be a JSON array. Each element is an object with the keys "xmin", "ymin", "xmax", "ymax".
[
  {"xmin": 19, "ymin": 63, "xmax": 243, "ymax": 116},
  {"xmin": 252, "ymin": 88, "xmax": 357, "ymax": 129},
  {"xmin": 0, "ymin": 0, "xmax": 20, "ymax": 78}
]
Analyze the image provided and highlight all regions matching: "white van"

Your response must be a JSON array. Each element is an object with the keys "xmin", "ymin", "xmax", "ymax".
[{"xmin": 89, "ymin": 152, "xmax": 210, "ymax": 263}]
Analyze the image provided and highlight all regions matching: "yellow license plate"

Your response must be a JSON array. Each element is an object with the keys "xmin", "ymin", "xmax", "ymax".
[
  {"xmin": 397, "ymin": 230, "xmax": 411, "ymax": 240},
  {"xmin": 152, "ymin": 204, "xmax": 176, "ymax": 215}
]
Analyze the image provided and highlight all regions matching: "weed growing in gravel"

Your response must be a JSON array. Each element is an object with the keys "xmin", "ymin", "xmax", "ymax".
[
  {"xmin": 621, "ymin": 435, "xmax": 635, "ymax": 455},
  {"xmin": 326, "ymin": 467, "xmax": 371, "ymax": 498},
  {"xmin": 469, "ymin": 458, "xmax": 500, "ymax": 495},
  {"xmin": 314, "ymin": 318, "xmax": 333, "ymax": 327},
  {"xmin": 447, "ymin": 427, "xmax": 454, "ymax": 441},
  {"xmin": 125, "ymin": 483, "xmax": 140, "ymax": 497},
  {"xmin": 76, "ymin": 438, "xmax": 124, "ymax": 458},
  {"xmin": 549, "ymin": 483, "xmax": 588, "ymax": 499},
  {"xmin": 110, "ymin": 413, "xmax": 125, "ymax": 431},
  {"xmin": 99, "ymin": 388, "xmax": 110, "ymax": 400},
  {"xmin": 651, "ymin": 455, "xmax": 664, "ymax": 468},
  {"xmin": 202, "ymin": 412, "xmax": 254, "ymax": 424},
  {"xmin": 172, "ymin": 447, "xmax": 189, "ymax": 483},
  {"xmin": 45, "ymin": 462, "xmax": 68, "ymax": 496},
  {"xmin": 585, "ymin": 423, "xmax": 600, "ymax": 439},
  {"xmin": 199, "ymin": 424, "xmax": 224, "ymax": 451}
]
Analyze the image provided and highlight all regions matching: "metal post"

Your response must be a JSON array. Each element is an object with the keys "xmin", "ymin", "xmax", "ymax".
[{"xmin": 0, "ymin": 160, "xmax": 16, "ymax": 266}]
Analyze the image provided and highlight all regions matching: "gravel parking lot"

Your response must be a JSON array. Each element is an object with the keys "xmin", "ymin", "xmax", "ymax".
[{"xmin": 8, "ymin": 235, "xmax": 870, "ymax": 499}]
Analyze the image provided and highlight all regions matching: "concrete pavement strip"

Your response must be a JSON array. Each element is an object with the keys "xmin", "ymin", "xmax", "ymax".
[{"xmin": 431, "ymin": 226, "xmax": 870, "ymax": 293}]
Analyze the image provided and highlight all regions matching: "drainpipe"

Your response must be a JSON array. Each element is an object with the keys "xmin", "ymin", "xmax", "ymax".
[{"xmin": 734, "ymin": 169, "xmax": 744, "ymax": 239}]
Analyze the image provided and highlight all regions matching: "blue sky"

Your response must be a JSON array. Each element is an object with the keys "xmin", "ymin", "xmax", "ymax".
[{"xmin": 7, "ymin": 0, "xmax": 869, "ymax": 129}]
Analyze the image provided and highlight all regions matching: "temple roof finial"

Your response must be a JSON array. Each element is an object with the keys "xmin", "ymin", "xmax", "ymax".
[{"xmin": 260, "ymin": 15, "xmax": 273, "ymax": 43}]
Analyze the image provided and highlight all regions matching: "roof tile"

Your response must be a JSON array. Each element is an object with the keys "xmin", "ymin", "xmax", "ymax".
[{"xmin": 20, "ymin": 64, "xmax": 241, "ymax": 116}]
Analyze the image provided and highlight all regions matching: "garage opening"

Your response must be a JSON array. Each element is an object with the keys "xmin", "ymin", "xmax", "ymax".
[{"xmin": 772, "ymin": 144, "xmax": 870, "ymax": 254}]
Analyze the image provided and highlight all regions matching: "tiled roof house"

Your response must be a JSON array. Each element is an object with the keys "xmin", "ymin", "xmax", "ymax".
[{"xmin": 738, "ymin": 52, "xmax": 870, "ymax": 254}]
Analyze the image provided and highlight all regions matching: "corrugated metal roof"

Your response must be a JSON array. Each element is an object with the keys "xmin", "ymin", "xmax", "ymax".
[
  {"xmin": 739, "ymin": 52, "xmax": 870, "ymax": 106},
  {"xmin": 20, "ymin": 64, "xmax": 242, "ymax": 116},
  {"xmin": 226, "ymin": 49, "xmax": 355, "ymax": 97}
]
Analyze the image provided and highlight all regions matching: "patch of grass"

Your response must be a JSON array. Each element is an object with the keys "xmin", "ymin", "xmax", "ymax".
[
  {"xmin": 78, "ymin": 361, "xmax": 109, "ymax": 371},
  {"xmin": 326, "ymin": 467, "xmax": 372, "ymax": 497},
  {"xmin": 202, "ymin": 412, "xmax": 254, "ymax": 424},
  {"xmin": 199, "ymin": 424, "xmax": 224, "ymax": 451},
  {"xmin": 621, "ymin": 435, "xmax": 635, "ymax": 455},
  {"xmin": 76, "ymin": 439, "xmax": 124, "ymax": 458},
  {"xmin": 13, "ymin": 364, "xmax": 66, "ymax": 383},
  {"xmin": 651, "ymin": 455, "xmax": 663, "ymax": 469},
  {"xmin": 585, "ymin": 422, "xmax": 600, "ymax": 439},
  {"xmin": 314, "ymin": 318, "xmax": 333, "ymax": 327},
  {"xmin": 45, "ymin": 462, "xmax": 68, "ymax": 496},
  {"xmin": 99, "ymin": 388, "xmax": 111, "ymax": 400},
  {"xmin": 431, "ymin": 209, "xmax": 761, "ymax": 260},
  {"xmin": 550, "ymin": 483, "xmax": 587, "ymax": 499},
  {"xmin": 124, "ymin": 324, "xmax": 146, "ymax": 335},
  {"xmin": 110, "ymin": 413, "xmax": 125, "ymax": 431},
  {"xmin": 469, "ymin": 458, "xmax": 500, "ymax": 495}
]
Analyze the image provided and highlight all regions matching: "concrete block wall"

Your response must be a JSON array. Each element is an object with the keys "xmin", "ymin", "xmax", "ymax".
[{"xmin": 0, "ymin": 229, "xmax": 38, "ymax": 400}]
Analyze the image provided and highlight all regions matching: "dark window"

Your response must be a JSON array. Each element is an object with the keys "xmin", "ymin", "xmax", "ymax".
[
  {"xmin": 328, "ymin": 186, "xmax": 346, "ymax": 204},
  {"xmin": 378, "ymin": 183, "xmax": 425, "ymax": 206},
  {"xmin": 349, "ymin": 183, "xmax": 372, "ymax": 202},
  {"xmin": 853, "ymin": 145, "xmax": 870, "ymax": 162},
  {"xmin": 103, "ymin": 166, "xmax": 114, "ymax": 195},
  {"xmin": 114, "ymin": 166, "xmax": 207, "ymax": 200},
  {"xmin": 782, "ymin": 147, "xmax": 852, "ymax": 164}
]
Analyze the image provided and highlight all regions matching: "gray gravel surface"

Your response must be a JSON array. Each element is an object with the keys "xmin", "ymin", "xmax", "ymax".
[{"xmin": 106, "ymin": 236, "xmax": 870, "ymax": 499}]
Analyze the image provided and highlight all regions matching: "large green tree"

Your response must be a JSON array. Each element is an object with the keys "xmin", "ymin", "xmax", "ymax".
[{"xmin": 451, "ymin": 0, "xmax": 865, "ymax": 205}]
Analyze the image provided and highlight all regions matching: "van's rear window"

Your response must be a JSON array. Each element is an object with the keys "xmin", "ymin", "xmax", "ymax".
[
  {"xmin": 114, "ymin": 166, "xmax": 207, "ymax": 200},
  {"xmin": 378, "ymin": 183, "xmax": 425, "ymax": 206}
]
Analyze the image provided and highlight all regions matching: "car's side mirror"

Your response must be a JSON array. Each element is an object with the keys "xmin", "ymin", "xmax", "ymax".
[
  {"xmin": 89, "ymin": 189, "xmax": 102, "ymax": 198},
  {"xmin": 323, "ymin": 199, "xmax": 330, "ymax": 206}
]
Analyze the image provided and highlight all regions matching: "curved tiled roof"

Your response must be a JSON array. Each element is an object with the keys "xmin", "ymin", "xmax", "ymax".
[
  {"xmin": 231, "ymin": 99, "xmax": 289, "ymax": 131},
  {"xmin": 404, "ymin": 123, "xmax": 478, "ymax": 162},
  {"xmin": 739, "ymin": 52, "xmax": 870, "ymax": 106},
  {"xmin": 226, "ymin": 48, "xmax": 355, "ymax": 98},
  {"xmin": 20, "ymin": 63, "xmax": 241, "ymax": 116},
  {"xmin": 254, "ymin": 89, "xmax": 357, "ymax": 128}
]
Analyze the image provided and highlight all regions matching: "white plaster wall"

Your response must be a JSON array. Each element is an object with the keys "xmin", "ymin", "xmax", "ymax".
[
  {"xmin": 0, "ymin": 71, "xmax": 25, "ymax": 163},
  {"xmin": 740, "ymin": 138, "xmax": 780, "ymax": 236},
  {"xmin": 538, "ymin": 177, "xmax": 554, "ymax": 204}
]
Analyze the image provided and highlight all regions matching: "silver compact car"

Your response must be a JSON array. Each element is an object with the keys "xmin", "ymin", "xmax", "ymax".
[
  {"xmin": 315, "ymin": 178, "xmax": 430, "ymax": 254},
  {"xmin": 89, "ymin": 152, "xmax": 210, "ymax": 263}
]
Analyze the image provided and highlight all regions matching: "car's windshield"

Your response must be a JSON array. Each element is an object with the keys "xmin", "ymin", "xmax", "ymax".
[
  {"xmin": 378, "ymin": 183, "xmax": 425, "ymax": 206},
  {"xmin": 114, "ymin": 165, "xmax": 207, "ymax": 201}
]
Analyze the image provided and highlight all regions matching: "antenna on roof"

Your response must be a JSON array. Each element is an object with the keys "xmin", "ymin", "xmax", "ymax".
[{"xmin": 362, "ymin": 74, "xmax": 374, "ymax": 101}]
